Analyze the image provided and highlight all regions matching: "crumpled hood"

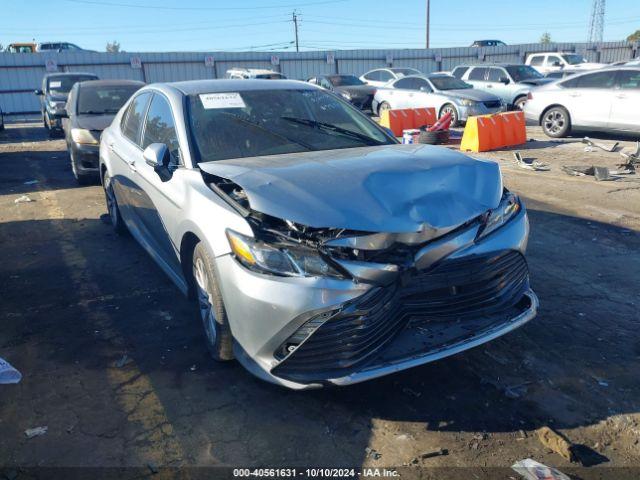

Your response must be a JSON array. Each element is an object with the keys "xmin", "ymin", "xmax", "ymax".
[
  {"xmin": 335, "ymin": 85, "xmax": 376, "ymax": 97},
  {"xmin": 443, "ymin": 89, "xmax": 501, "ymax": 102},
  {"xmin": 200, "ymin": 144, "xmax": 502, "ymax": 233},
  {"xmin": 75, "ymin": 114, "xmax": 116, "ymax": 131}
]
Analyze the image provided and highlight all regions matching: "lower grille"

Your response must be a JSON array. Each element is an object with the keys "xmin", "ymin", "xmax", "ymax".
[
  {"xmin": 483, "ymin": 100, "xmax": 502, "ymax": 109},
  {"xmin": 273, "ymin": 250, "xmax": 529, "ymax": 382}
]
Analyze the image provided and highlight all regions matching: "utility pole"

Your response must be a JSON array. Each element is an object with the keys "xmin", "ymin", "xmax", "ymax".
[
  {"xmin": 292, "ymin": 10, "xmax": 300, "ymax": 52},
  {"xmin": 425, "ymin": 0, "xmax": 430, "ymax": 49}
]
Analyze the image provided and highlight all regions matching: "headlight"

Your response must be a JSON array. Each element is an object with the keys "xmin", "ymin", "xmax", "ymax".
[
  {"xmin": 226, "ymin": 229, "xmax": 344, "ymax": 278},
  {"xmin": 340, "ymin": 91, "xmax": 352, "ymax": 100},
  {"xmin": 477, "ymin": 192, "xmax": 521, "ymax": 239},
  {"xmin": 48, "ymin": 100, "xmax": 64, "ymax": 109},
  {"xmin": 458, "ymin": 98, "xmax": 477, "ymax": 106},
  {"xmin": 71, "ymin": 128, "xmax": 99, "ymax": 145}
]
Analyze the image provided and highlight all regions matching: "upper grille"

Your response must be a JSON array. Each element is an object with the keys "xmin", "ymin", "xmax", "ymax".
[
  {"xmin": 483, "ymin": 100, "xmax": 502, "ymax": 109},
  {"xmin": 273, "ymin": 250, "xmax": 529, "ymax": 382}
]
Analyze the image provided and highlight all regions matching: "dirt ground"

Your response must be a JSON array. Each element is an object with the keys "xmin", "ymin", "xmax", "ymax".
[{"xmin": 1, "ymin": 121, "xmax": 639, "ymax": 479}]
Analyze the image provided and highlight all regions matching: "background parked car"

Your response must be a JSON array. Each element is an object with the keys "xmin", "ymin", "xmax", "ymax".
[
  {"xmin": 36, "ymin": 42, "xmax": 88, "ymax": 52},
  {"xmin": 308, "ymin": 74, "xmax": 376, "ymax": 110},
  {"xmin": 63, "ymin": 79, "xmax": 144, "ymax": 184},
  {"xmin": 524, "ymin": 66, "xmax": 640, "ymax": 137},
  {"xmin": 5, "ymin": 43, "xmax": 36, "ymax": 53},
  {"xmin": 470, "ymin": 40, "xmax": 506, "ymax": 47},
  {"xmin": 373, "ymin": 74, "xmax": 504, "ymax": 126},
  {"xmin": 225, "ymin": 68, "xmax": 286, "ymax": 79},
  {"xmin": 525, "ymin": 52, "xmax": 606, "ymax": 75},
  {"xmin": 35, "ymin": 72, "xmax": 99, "ymax": 137},
  {"xmin": 360, "ymin": 67, "xmax": 422, "ymax": 88},
  {"xmin": 455, "ymin": 64, "xmax": 553, "ymax": 110}
]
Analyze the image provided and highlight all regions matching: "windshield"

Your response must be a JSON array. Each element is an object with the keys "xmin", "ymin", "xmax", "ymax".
[
  {"xmin": 48, "ymin": 75, "xmax": 97, "ymax": 95},
  {"xmin": 391, "ymin": 68, "xmax": 421, "ymax": 76},
  {"xmin": 78, "ymin": 85, "xmax": 141, "ymax": 115},
  {"xmin": 429, "ymin": 76, "xmax": 472, "ymax": 90},
  {"xmin": 328, "ymin": 75, "xmax": 364, "ymax": 86},
  {"xmin": 188, "ymin": 89, "xmax": 394, "ymax": 163},
  {"xmin": 563, "ymin": 54, "xmax": 587, "ymax": 65},
  {"xmin": 506, "ymin": 65, "xmax": 544, "ymax": 81}
]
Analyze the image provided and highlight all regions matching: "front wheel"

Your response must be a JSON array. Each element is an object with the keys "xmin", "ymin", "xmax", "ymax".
[
  {"xmin": 192, "ymin": 243, "xmax": 234, "ymax": 361},
  {"xmin": 377, "ymin": 101, "xmax": 391, "ymax": 116},
  {"xmin": 542, "ymin": 106, "xmax": 571, "ymax": 138},
  {"xmin": 514, "ymin": 96, "xmax": 527, "ymax": 110},
  {"xmin": 440, "ymin": 103, "xmax": 459, "ymax": 127}
]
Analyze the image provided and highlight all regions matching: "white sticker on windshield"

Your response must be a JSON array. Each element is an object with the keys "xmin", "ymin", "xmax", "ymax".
[
  {"xmin": 49, "ymin": 81, "xmax": 62, "ymax": 88},
  {"xmin": 199, "ymin": 92, "xmax": 246, "ymax": 109}
]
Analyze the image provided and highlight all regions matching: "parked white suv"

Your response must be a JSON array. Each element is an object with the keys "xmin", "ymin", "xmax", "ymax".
[
  {"xmin": 525, "ymin": 52, "xmax": 606, "ymax": 75},
  {"xmin": 524, "ymin": 66, "xmax": 640, "ymax": 137},
  {"xmin": 225, "ymin": 68, "xmax": 286, "ymax": 80}
]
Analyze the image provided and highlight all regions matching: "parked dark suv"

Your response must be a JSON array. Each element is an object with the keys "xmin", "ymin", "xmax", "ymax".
[{"xmin": 35, "ymin": 72, "xmax": 98, "ymax": 137}]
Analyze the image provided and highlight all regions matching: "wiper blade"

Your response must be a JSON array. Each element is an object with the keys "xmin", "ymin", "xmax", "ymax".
[
  {"xmin": 280, "ymin": 116, "xmax": 384, "ymax": 145},
  {"xmin": 220, "ymin": 113, "xmax": 314, "ymax": 151}
]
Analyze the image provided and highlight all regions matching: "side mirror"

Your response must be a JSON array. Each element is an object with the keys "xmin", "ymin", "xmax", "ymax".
[
  {"xmin": 499, "ymin": 77, "xmax": 510, "ymax": 84},
  {"xmin": 143, "ymin": 143, "xmax": 173, "ymax": 182},
  {"xmin": 34, "ymin": 89, "xmax": 43, "ymax": 96},
  {"xmin": 552, "ymin": 61, "xmax": 562, "ymax": 67}
]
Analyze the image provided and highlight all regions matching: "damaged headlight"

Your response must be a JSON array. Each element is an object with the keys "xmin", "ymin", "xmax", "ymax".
[
  {"xmin": 477, "ymin": 192, "xmax": 521, "ymax": 239},
  {"xmin": 71, "ymin": 128, "xmax": 99, "ymax": 145},
  {"xmin": 226, "ymin": 229, "xmax": 344, "ymax": 278}
]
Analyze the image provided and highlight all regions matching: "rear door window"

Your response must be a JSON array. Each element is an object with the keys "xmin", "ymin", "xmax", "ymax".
[
  {"xmin": 546, "ymin": 55, "xmax": 563, "ymax": 67},
  {"xmin": 452, "ymin": 66, "xmax": 469, "ymax": 79},
  {"xmin": 468, "ymin": 67, "xmax": 488, "ymax": 81},
  {"xmin": 364, "ymin": 70, "xmax": 381, "ymax": 81},
  {"xmin": 574, "ymin": 71, "xmax": 617, "ymax": 89},
  {"xmin": 394, "ymin": 78, "xmax": 415, "ymax": 90},
  {"xmin": 486, "ymin": 67, "xmax": 504, "ymax": 82},
  {"xmin": 617, "ymin": 70, "xmax": 640, "ymax": 89},
  {"xmin": 378, "ymin": 70, "xmax": 394, "ymax": 82},
  {"xmin": 529, "ymin": 55, "xmax": 544, "ymax": 66},
  {"xmin": 121, "ymin": 92, "xmax": 151, "ymax": 146}
]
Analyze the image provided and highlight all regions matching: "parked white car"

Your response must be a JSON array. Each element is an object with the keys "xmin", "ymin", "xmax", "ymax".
[
  {"xmin": 225, "ymin": 68, "xmax": 286, "ymax": 80},
  {"xmin": 525, "ymin": 52, "xmax": 606, "ymax": 75},
  {"xmin": 524, "ymin": 66, "xmax": 640, "ymax": 137},
  {"xmin": 372, "ymin": 74, "xmax": 504, "ymax": 126},
  {"xmin": 360, "ymin": 67, "xmax": 421, "ymax": 87}
]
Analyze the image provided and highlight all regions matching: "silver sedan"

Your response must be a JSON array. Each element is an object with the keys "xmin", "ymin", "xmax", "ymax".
[
  {"xmin": 100, "ymin": 79, "xmax": 537, "ymax": 389},
  {"xmin": 373, "ymin": 74, "xmax": 505, "ymax": 126}
]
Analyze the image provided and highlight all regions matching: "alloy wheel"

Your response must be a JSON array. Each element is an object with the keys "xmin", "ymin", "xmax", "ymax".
[
  {"xmin": 193, "ymin": 256, "xmax": 217, "ymax": 346},
  {"xmin": 543, "ymin": 110, "xmax": 566, "ymax": 135}
]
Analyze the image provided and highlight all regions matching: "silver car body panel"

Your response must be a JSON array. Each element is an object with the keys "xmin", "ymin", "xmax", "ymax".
[{"xmin": 100, "ymin": 79, "xmax": 537, "ymax": 389}]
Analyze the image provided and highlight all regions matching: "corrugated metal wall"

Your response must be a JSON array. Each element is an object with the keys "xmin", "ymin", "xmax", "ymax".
[{"xmin": 1, "ymin": 41, "xmax": 637, "ymax": 114}]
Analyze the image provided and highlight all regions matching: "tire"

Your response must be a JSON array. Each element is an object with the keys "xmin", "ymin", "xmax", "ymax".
[
  {"xmin": 514, "ymin": 96, "xmax": 527, "ymax": 110},
  {"xmin": 541, "ymin": 106, "xmax": 571, "ymax": 138},
  {"xmin": 103, "ymin": 170, "xmax": 127, "ymax": 234},
  {"xmin": 377, "ymin": 101, "xmax": 391, "ymax": 116},
  {"xmin": 192, "ymin": 242, "xmax": 234, "ymax": 361},
  {"xmin": 417, "ymin": 129, "xmax": 450, "ymax": 145},
  {"xmin": 439, "ymin": 103, "xmax": 459, "ymax": 127}
]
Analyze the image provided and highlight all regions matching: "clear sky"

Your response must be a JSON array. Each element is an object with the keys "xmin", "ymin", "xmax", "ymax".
[{"xmin": 3, "ymin": 0, "xmax": 640, "ymax": 52}]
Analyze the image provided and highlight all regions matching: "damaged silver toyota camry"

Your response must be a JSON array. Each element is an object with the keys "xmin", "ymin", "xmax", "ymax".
[{"xmin": 99, "ymin": 79, "xmax": 537, "ymax": 389}]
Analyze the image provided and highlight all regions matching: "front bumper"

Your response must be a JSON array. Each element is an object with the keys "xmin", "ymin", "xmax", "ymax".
[
  {"xmin": 459, "ymin": 102, "xmax": 505, "ymax": 121},
  {"xmin": 217, "ymin": 208, "xmax": 535, "ymax": 389},
  {"xmin": 70, "ymin": 141, "xmax": 100, "ymax": 174},
  {"xmin": 348, "ymin": 95, "xmax": 373, "ymax": 111}
]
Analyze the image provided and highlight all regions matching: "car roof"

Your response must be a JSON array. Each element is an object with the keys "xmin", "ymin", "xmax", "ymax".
[
  {"xmin": 76, "ymin": 79, "xmax": 145, "ymax": 88},
  {"xmin": 160, "ymin": 79, "xmax": 315, "ymax": 96}
]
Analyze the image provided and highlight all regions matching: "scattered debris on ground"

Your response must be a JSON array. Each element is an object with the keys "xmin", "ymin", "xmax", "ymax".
[
  {"xmin": 513, "ymin": 152, "xmax": 550, "ymax": 171},
  {"xmin": 365, "ymin": 447, "xmax": 382, "ymax": 460},
  {"xmin": 536, "ymin": 426, "xmax": 576, "ymax": 462},
  {"xmin": 582, "ymin": 137, "xmax": 620, "ymax": 153},
  {"xmin": 0, "ymin": 358, "xmax": 21, "ymax": 384},
  {"xmin": 14, "ymin": 195, "xmax": 33, "ymax": 204},
  {"xmin": 114, "ymin": 354, "xmax": 131, "ymax": 368},
  {"xmin": 23, "ymin": 180, "xmax": 39, "ymax": 185},
  {"xmin": 24, "ymin": 426, "xmax": 48, "ymax": 439},
  {"xmin": 512, "ymin": 458, "xmax": 571, "ymax": 480}
]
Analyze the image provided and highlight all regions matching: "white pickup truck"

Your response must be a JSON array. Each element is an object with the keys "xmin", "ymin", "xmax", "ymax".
[{"xmin": 525, "ymin": 52, "xmax": 606, "ymax": 75}]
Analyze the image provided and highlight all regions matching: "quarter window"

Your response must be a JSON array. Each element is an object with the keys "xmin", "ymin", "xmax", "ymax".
[
  {"xmin": 378, "ymin": 70, "xmax": 393, "ymax": 81},
  {"xmin": 617, "ymin": 70, "xmax": 640, "ymax": 89},
  {"xmin": 468, "ymin": 67, "xmax": 488, "ymax": 81},
  {"xmin": 364, "ymin": 71, "xmax": 380, "ymax": 81},
  {"xmin": 121, "ymin": 92, "xmax": 151, "ymax": 146},
  {"xmin": 529, "ymin": 56, "xmax": 544, "ymax": 66},
  {"xmin": 142, "ymin": 94, "xmax": 180, "ymax": 160}
]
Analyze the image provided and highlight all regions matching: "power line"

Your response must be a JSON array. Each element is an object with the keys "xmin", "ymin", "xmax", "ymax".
[{"xmin": 64, "ymin": 0, "xmax": 348, "ymax": 10}]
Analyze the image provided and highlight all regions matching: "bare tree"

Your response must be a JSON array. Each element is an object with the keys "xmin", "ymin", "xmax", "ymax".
[
  {"xmin": 106, "ymin": 41, "xmax": 121, "ymax": 53},
  {"xmin": 628, "ymin": 30, "xmax": 640, "ymax": 42},
  {"xmin": 540, "ymin": 32, "xmax": 552, "ymax": 44}
]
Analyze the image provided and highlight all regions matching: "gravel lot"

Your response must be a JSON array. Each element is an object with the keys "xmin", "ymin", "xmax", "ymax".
[{"xmin": 1, "ymin": 121, "xmax": 639, "ymax": 478}]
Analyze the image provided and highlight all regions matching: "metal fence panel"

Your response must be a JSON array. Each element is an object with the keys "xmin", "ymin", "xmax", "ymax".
[{"xmin": 1, "ymin": 41, "xmax": 637, "ymax": 114}]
